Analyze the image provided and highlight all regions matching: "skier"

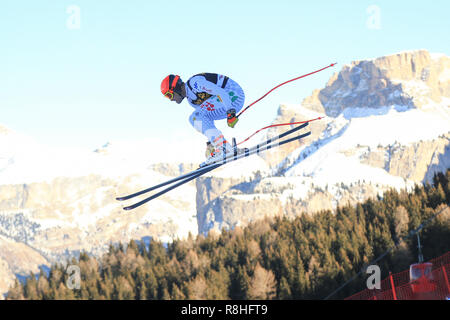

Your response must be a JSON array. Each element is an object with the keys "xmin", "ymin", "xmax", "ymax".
[{"xmin": 160, "ymin": 73, "xmax": 245, "ymax": 166}]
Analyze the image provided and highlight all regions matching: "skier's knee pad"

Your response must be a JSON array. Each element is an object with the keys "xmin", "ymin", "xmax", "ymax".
[{"xmin": 189, "ymin": 110, "xmax": 219, "ymax": 135}]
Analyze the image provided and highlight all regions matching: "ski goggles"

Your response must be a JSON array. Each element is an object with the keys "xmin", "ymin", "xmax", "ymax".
[{"xmin": 164, "ymin": 90, "xmax": 174, "ymax": 100}]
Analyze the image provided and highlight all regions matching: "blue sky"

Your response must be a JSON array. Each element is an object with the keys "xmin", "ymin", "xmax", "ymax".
[{"xmin": 1, "ymin": 0, "xmax": 449, "ymax": 150}]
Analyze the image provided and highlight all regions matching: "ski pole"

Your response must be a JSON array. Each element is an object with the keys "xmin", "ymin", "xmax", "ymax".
[
  {"xmin": 236, "ymin": 63, "xmax": 337, "ymax": 119},
  {"xmin": 236, "ymin": 116, "xmax": 324, "ymax": 146}
]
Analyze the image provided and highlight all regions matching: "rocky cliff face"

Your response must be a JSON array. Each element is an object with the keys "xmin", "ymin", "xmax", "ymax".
[
  {"xmin": 0, "ymin": 235, "xmax": 48, "ymax": 294},
  {"xmin": 302, "ymin": 50, "xmax": 450, "ymax": 116},
  {"xmin": 346, "ymin": 135, "xmax": 450, "ymax": 182},
  {"xmin": 0, "ymin": 168, "xmax": 199, "ymax": 298},
  {"xmin": 195, "ymin": 50, "xmax": 450, "ymax": 236}
]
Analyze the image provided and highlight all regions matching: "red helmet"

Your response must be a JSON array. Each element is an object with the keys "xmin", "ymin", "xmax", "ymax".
[{"xmin": 161, "ymin": 74, "xmax": 181, "ymax": 100}]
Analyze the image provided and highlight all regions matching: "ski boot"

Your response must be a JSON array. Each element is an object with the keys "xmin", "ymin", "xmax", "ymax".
[
  {"xmin": 200, "ymin": 136, "xmax": 232, "ymax": 168},
  {"xmin": 205, "ymin": 142, "xmax": 215, "ymax": 159},
  {"xmin": 200, "ymin": 138, "xmax": 249, "ymax": 168}
]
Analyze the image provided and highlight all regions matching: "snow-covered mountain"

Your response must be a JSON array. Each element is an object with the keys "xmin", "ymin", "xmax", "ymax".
[
  {"xmin": 195, "ymin": 49, "xmax": 450, "ymax": 234},
  {"xmin": 0, "ymin": 126, "xmax": 208, "ymax": 297},
  {"xmin": 0, "ymin": 49, "xmax": 449, "ymax": 297}
]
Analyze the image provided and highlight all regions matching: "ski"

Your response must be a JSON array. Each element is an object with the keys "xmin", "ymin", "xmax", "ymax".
[
  {"xmin": 123, "ymin": 168, "xmax": 214, "ymax": 210},
  {"xmin": 116, "ymin": 166, "xmax": 208, "ymax": 201},
  {"xmin": 116, "ymin": 121, "xmax": 310, "ymax": 202},
  {"xmin": 122, "ymin": 130, "xmax": 311, "ymax": 210}
]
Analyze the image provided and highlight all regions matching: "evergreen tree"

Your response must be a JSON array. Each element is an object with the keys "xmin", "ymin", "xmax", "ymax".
[
  {"xmin": 24, "ymin": 272, "xmax": 38, "ymax": 299},
  {"xmin": 247, "ymin": 263, "xmax": 276, "ymax": 300},
  {"xmin": 230, "ymin": 266, "xmax": 249, "ymax": 300},
  {"xmin": 6, "ymin": 169, "xmax": 449, "ymax": 300},
  {"xmin": 6, "ymin": 280, "xmax": 24, "ymax": 300},
  {"xmin": 171, "ymin": 284, "xmax": 185, "ymax": 300},
  {"xmin": 137, "ymin": 282, "xmax": 147, "ymax": 300},
  {"xmin": 278, "ymin": 276, "xmax": 291, "ymax": 300}
]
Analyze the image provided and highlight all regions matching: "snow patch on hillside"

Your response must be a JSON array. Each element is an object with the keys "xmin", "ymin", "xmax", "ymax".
[
  {"xmin": 283, "ymin": 104, "xmax": 449, "ymax": 190},
  {"xmin": 338, "ymin": 105, "xmax": 449, "ymax": 149},
  {"xmin": 342, "ymin": 105, "xmax": 410, "ymax": 119},
  {"xmin": 0, "ymin": 127, "xmax": 206, "ymax": 185}
]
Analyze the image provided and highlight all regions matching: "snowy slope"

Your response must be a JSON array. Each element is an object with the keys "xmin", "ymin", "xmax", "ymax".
[
  {"xmin": 0, "ymin": 125, "xmax": 207, "ymax": 185},
  {"xmin": 281, "ymin": 101, "xmax": 449, "ymax": 190}
]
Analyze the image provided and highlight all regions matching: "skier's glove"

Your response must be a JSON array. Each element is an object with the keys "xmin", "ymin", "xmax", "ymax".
[{"xmin": 227, "ymin": 109, "xmax": 239, "ymax": 128}]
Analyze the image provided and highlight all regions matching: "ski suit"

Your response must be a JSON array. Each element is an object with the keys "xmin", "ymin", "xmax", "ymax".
[{"xmin": 185, "ymin": 73, "xmax": 245, "ymax": 152}]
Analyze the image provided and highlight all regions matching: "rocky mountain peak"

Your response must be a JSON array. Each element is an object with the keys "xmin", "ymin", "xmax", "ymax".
[{"xmin": 302, "ymin": 50, "xmax": 450, "ymax": 117}]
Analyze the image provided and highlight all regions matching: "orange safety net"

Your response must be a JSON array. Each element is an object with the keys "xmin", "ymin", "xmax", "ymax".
[{"xmin": 345, "ymin": 251, "xmax": 450, "ymax": 300}]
